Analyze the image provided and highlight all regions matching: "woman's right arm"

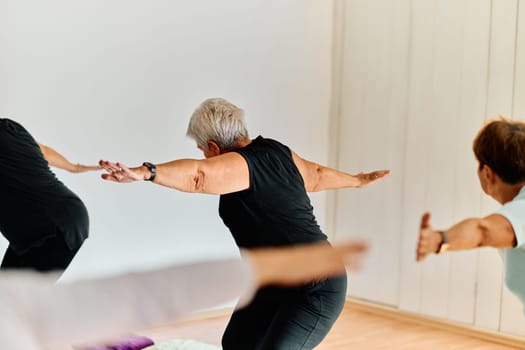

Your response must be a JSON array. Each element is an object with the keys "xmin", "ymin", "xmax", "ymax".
[
  {"xmin": 39, "ymin": 143, "xmax": 101, "ymax": 173},
  {"xmin": 100, "ymin": 152, "xmax": 250, "ymax": 195},
  {"xmin": 290, "ymin": 150, "xmax": 390, "ymax": 192}
]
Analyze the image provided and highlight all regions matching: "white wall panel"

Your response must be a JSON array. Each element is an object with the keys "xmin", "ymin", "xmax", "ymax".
[
  {"xmin": 500, "ymin": 0, "xmax": 525, "ymax": 337},
  {"xmin": 500, "ymin": 286, "xmax": 525, "ymax": 336},
  {"xmin": 475, "ymin": 0, "xmax": 519, "ymax": 331},
  {"xmin": 338, "ymin": 0, "xmax": 525, "ymax": 337},
  {"xmin": 485, "ymin": 0, "xmax": 519, "ymax": 120},
  {"xmin": 447, "ymin": 0, "xmax": 491, "ymax": 325},
  {"xmin": 419, "ymin": 0, "xmax": 465, "ymax": 319},
  {"xmin": 337, "ymin": 0, "xmax": 378, "ymax": 301},
  {"xmin": 515, "ymin": 1, "xmax": 525, "ymax": 121},
  {"xmin": 0, "ymin": 0, "xmax": 7, "ymax": 116},
  {"xmin": 335, "ymin": 0, "xmax": 410, "ymax": 306},
  {"xmin": 375, "ymin": 0, "xmax": 411, "ymax": 306},
  {"xmin": 398, "ymin": 0, "xmax": 437, "ymax": 313}
]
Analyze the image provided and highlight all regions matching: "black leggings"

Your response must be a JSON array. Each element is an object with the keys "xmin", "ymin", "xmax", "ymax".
[
  {"xmin": 1, "ymin": 234, "xmax": 81, "ymax": 280},
  {"xmin": 222, "ymin": 274, "xmax": 347, "ymax": 350}
]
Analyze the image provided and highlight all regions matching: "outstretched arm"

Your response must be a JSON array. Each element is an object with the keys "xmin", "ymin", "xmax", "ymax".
[
  {"xmin": 291, "ymin": 150, "xmax": 390, "ymax": 192},
  {"xmin": 247, "ymin": 240, "xmax": 367, "ymax": 287},
  {"xmin": 416, "ymin": 212, "xmax": 517, "ymax": 261},
  {"xmin": 38, "ymin": 143, "xmax": 101, "ymax": 173},
  {"xmin": 100, "ymin": 151, "xmax": 250, "ymax": 195},
  {"xmin": 0, "ymin": 240, "xmax": 367, "ymax": 349}
]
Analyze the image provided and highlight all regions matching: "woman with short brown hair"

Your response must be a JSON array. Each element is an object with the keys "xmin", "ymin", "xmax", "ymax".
[{"xmin": 417, "ymin": 117, "xmax": 525, "ymax": 315}]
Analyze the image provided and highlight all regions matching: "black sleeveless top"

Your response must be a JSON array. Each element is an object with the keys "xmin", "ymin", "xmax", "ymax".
[
  {"xmin": 219, "ymin": 136, "xmax": 327, "ymax": 248},
  {"xmin": 0, "ymin": 118, "xmax": 89, "ymax": 253}
]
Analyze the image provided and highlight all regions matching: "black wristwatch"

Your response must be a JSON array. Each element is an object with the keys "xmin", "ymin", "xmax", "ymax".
[
  {"xmin": 142, "ymin": 162, "xmax": 157, "ymax": 182},
  {"xmin": 435, "ymin": 230, "xmax": 449, "ymax": 254}
]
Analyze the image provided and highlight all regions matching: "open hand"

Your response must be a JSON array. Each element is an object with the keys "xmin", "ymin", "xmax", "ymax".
[
  {"xmin": 416, "ymin": 212, "xmax": 441, "ymax": 261},
  {"xmin": 356, "ymin": 169, "xmax": 390, "ymax": 187},
  {"xmin": 99, "ymin": 160, "xmax": 145, "ymax": 183},
  {"xmin": 333, "ymin": 240, "xmax": 369, "ymax": 271}
]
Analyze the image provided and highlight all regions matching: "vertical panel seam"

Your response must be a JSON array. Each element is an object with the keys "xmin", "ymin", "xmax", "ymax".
[
  {"xmin": 499, "ymin": 0, "xmax": 519, "ymax": 333},
  {"xmin": 475, "ymin": 0, "xmax": 494, "ymax": 327},
  {"xmin": 397, "ymin": 0, "xmax": 415, "ymax": 310},
  {"xmin": 447, "ymin": 0, "xmax": 469, "ymax": 322},
  {"xmin": 327, "ymin": 0, "xmax": 345, "ymax": 240},
  {"xmin": 483, "ymin": 0, "xmax": 494, "ymax": 122},
  {"xmin": 511, "ymin": 0, "xmax": 521, "ymax": 118}
]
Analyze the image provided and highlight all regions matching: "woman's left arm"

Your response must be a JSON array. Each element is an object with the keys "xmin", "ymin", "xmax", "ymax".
[
  {"xmin": 38, "ymin": 143, "xmax": 101, "ymax": 173},
  {"xmin": 100, "ymin": 151, "xmax": 250, "ymax": 195},
  {"xmin": 291, "ymin": 150, "xmax": 390, "ymax": 192}
]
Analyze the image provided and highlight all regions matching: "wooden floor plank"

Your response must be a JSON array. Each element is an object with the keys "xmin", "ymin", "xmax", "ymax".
[{"xmin": 141, "ymin": 301, "xmax": 524, "ymax": 349}]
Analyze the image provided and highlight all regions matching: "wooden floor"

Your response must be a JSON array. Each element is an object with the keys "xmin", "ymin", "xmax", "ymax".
[{"xmin": 141, "ymin": 301, "xmax": 524, "ymax": 350}]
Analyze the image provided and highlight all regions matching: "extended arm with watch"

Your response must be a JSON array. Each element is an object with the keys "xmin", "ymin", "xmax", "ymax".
[
  {"xmin": 416, "ymin": 212, "xmax": 517, "ymax": 262},
  {"xmin": 99, "ymin": 152, "xmax": 250, "ymax": 195}
]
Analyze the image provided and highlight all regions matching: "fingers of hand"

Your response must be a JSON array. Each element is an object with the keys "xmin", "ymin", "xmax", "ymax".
[
  {"xmin": 416, "ymin": 242, "xmax": 426, "ymax": 261},
  {"xmin": 116, "ymin": 163, "xmax": 134, "ymax": 177},
  {"xmin": 101, "ymin": 173, "xmax": 119, "ymax": 182},
  {"xmin": 339, "ymin": 241, "xmax": 368, "ymax": 254},
  {"xmin": 368, "ymin": 170, "xmax": 389, "ymax": 181},
  {"xmin": 344, "ymin": 254, "xmax": 366, "ymax": 271},
  {"xmin": 99, "ymin": 160, "xmax": 114, "ymax": 173},
  {"xmin": 99, "ymin": 160, "xmax": 125, "ymax": 177},
  {"xmin": 416, "ymin": 230, "xmax": 433, "ymax": 260},
  {"xmin": 420, "ymin": 212, "xmax": 431, "ymax": 228},
  {"xmin": 339, "ymin": 242, "xmax": 369, "ymax": 271},
  {"xmin": 108, "ymin": 162, "xmax": 122, "ymax": 172},
  {"xmin": 367, "ymin": 172, "xmax": 379, "ymax": 181}
]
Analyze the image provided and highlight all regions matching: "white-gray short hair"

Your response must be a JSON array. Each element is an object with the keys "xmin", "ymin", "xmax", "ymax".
[{"xmin": 186, "ymin": 98, "xmax": 249, "ymax": 150}]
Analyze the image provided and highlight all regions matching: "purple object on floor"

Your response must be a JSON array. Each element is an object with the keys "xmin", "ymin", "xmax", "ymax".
[
  {"xmin": 111, "ymin": 335, "xmax": 155, "ymax": 350},
  {"xmin": 75, "ymin": 334, "xmax": 154, "ymax": 350}
]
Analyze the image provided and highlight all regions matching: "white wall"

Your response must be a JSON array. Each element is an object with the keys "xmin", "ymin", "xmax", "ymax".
[
  {"xmin": 0, "ymin": 1, "xmax": 6, "ymax": 113},
  {"xmin": 0, "ymin": 0, "xmax": 334, "ymax": 279},
  {"xmin": 334, "ymin": 0, "xmax": 525, "ymax": 337}
]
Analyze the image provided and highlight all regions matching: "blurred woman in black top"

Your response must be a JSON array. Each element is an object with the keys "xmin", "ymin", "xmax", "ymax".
[
  {"xmin": 100, "ymin": 98, "xmax": 389, "ymax": 350},
  {"xmin": 0, "ymin": 118, "xmax": 100, "ymax": 278}
]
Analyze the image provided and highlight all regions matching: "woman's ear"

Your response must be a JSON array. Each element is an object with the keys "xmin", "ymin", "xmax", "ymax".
[
  {"xmin": 207, "ymin": 141, "xmax": 222, "ymax": 156},
  {"xmin": 484, "ymin": 165, "xmax": 497, "ymax": 184}
]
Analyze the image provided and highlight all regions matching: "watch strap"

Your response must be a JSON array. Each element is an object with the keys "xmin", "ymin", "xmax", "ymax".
[
  {"xmin": 142, "ymin": 162, "xmax": 157, "ymax": 181},
  {"xmin": 435, "ymin": 230, "xmax": 449, "ymax": 254}
]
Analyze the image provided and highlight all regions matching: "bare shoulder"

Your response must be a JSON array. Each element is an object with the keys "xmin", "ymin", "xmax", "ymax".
[
  {"xmin": 290, "ymin": 149, "xmax": 304, "ymax": 165},
  {"xmin": 197, "ymin": 151, "xmax": 251, "ymax": 194}
]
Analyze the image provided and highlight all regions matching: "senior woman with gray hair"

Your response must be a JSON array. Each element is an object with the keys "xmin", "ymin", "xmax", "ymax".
[{"xmin": 100, "ymin": 98, "xmax": 389, "ymax": 350}]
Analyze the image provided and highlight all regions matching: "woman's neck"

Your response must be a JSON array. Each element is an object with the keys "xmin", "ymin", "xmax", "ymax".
[
  {"xmin": 225, "ymin": 137, "xmax": 252, "ymax": 152},
  {"xmin": 496, "ymin": 183, "xmax": 525, "ymax": 204}
]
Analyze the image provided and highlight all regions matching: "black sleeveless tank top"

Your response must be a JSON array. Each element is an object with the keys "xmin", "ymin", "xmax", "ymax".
[
  {"xmin": 0, "ymin": 118, "xmax": 89, "ymax": 253},
  {"xmin": 219, "ymin": 136, "xmax": 327, "ymax": 248}
]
